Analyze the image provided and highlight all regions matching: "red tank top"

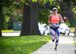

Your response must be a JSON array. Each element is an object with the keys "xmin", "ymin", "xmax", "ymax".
[{"xmin": 49, "ymin": 14, "xmax": 59, "ymax": 24}]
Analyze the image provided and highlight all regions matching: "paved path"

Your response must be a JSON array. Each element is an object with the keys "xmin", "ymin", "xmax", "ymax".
[
  {"xmin": 31, "ymin": 36, "xmax": 76, "ymax": 54},
  {"xmin": 2, "ymin": 31, "xmax": 74, "ymax": 36}
]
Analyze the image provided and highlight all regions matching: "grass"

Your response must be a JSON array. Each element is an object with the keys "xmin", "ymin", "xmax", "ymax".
[{"xmin": 0, "ymin": 35, "xmax": 51, "ymax": 54}]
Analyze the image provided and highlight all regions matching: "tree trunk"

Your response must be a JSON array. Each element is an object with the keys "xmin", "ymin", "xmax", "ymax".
[
  {"xmin": 30, "ymin": 2, "xmax": 41, "ymax": 35},
  {"xmin": 0, "ymin": 5, "xmax": 3, "ymax": 36},
  {"xmin": 20, "ymin": 2, "xmax": 40, "ymax": 36},
  {"xmin": 20, "ymin": 4, "xmax": 31, "ymax": 35}
]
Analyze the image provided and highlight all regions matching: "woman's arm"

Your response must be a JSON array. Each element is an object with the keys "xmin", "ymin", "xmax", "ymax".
[
  {"xmin": 59, "ymin": 14, "xmax": 64, "ymax": 23},
  {"xmin": 48, "ymin": 15, "xmax": 52, "ymax": 24}
]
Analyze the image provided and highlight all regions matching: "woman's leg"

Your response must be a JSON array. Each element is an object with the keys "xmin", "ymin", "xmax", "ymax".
[
  {"xmin": 50, "ymin": 29, "xmax": 55, "ymax": 42},
  {"xmin": 55, "ymin": 29, "xmax": 60, "ymax": 50}
]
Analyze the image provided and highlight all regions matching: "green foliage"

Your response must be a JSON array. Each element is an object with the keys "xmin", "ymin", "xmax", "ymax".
[
  {"xmin": 0, "ymin": 36, "xmax": 50, "ymax": 54},
  {"xmin": 65, "ymin": 22, "xmax": 70, "ymax": 27},
  {"xmin": 38, "ymin": 0, "xmax": 57, "ymax": 23},
  {"xmin": 0, "ymin": 0, "xmax": 14, "ymax": 7},
  {"xmin": 3, "ymin": 7, "xmax": 13, "ymax": 16},
  {"xmin": 13, "ymin": 1, "xmax": 24, "ymax": 9},
  {"xmin": 1, "ymin": 0, "xmax": 24, "ymax": 30},
  {"xmin": 32, "ymin": 0, "xmax": 37, "ymax": 2},
  {"xmin": 38, "ymin": 8, "xmax": 50, "ymax": 24},
  {"xmin": 0, "ymin": 0, "xmax": 15, "ymax": 30},
  {"xmin": 15, "ymin": 14, "xmax": 23, "ymax": 22},
  {"xmin": 73, "ymin": 16, "xmax": 76, "ymax": 25}
]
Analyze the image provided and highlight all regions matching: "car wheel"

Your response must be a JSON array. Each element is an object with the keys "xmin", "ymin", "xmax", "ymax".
[
  {"xmin": 68, "ymin": 30, "xmax": 70, "ymax": 35},
  {"xmin": 65, "ymin": 30, "xmax": 70, "ymax": 35},
  {"xmin": 67, "ymin": 33, "xmax": 69, "ymax": 35},
  {"xmin": 63, "ymin": 33, "xmax": 65, "ymax": 35}
]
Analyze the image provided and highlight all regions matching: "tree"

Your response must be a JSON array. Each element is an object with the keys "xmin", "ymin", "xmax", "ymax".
[
  {"xmin": 20, "ymin": 0, "xmax": 40, "ymax": 35},
  {"xmin": 0, "ymin": 4, "xmax": 3, "ymax": 36},
  {"xmin": 55, "ymin": 0, "xmax": 76, "ymax": 27},
  {"xmin": 59, "ymin": 0, "xmax": 75, "ymax": 27},
  {"xmin": 0, "ymin": 0, "xmax": 14, "ymax": 36}
]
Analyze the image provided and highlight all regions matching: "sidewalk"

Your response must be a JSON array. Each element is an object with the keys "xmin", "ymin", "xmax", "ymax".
[
  {"xmin": 2, "ymin": 31, "xmax": 20, "ymax": 36},
  {"xmin": 31, "ymin": 36, "xmax": 76, "ymax": 54}
]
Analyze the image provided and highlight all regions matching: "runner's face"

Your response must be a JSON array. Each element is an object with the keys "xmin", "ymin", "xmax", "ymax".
[{"xmin": 52, "ymin": 10, "xmax": 57, "ymax": 14}]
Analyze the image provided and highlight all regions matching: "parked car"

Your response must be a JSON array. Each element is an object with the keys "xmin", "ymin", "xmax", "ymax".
[
  {"xmin": 38, "ymin": 22, "xmax": 70, "ymax": 35},
  {"xmin": 58, "ymin": 23, "xmax": 70, "ymax": 35},
  {"xmin": 38, "ymin": 23, "xmax": 50, "ymax": 35}
]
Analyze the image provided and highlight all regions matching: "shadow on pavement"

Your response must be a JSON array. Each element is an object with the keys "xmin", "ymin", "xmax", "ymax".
[{"xmin": 75, "ymin": 50, "xmax": 76, "ymax": 54}]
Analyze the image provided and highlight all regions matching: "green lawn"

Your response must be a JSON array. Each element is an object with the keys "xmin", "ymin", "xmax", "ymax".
[{"xmin": 0, "ymin": 35, "xmax": 51, "ymax": 54}]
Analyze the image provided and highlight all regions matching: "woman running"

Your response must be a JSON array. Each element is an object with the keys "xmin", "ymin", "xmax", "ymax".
[{"xmin": 48, "ymin": 7, "xmax": 64, "ymax": 51}]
